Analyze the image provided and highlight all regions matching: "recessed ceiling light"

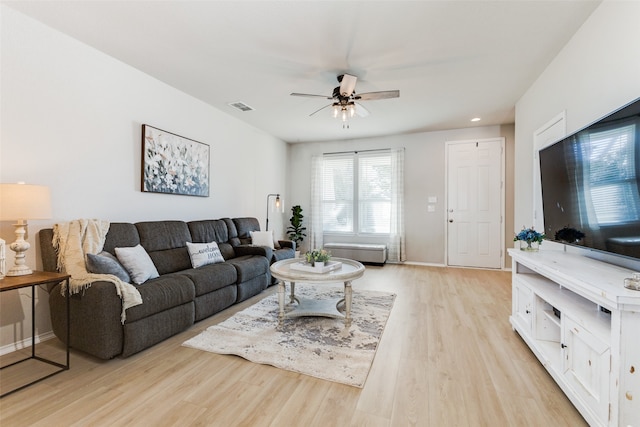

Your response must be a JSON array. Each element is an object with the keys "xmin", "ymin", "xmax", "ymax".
[{"xmin": 471, "ymin": 117, "xmax": 481, "ymax": 122}]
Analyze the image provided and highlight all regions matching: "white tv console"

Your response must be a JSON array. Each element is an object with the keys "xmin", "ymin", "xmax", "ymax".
[{"xmin": 509, "ymin": 248, "xmax": 640, "ymax": 427}]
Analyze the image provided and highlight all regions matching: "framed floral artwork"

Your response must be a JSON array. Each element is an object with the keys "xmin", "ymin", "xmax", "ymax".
[{"xmin": 141, "ymin": 124, "xmax": 210, "ymax": 197}]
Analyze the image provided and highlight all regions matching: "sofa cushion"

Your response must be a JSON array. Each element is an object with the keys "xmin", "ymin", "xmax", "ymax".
[
  {"xmin": 149, "ymin": 247, "xmax": 193, "ymax": 275},
  {"xmin": 136, "ymin": 220, "xmax": 192, "ymax": 252},
  {"xmin": 102, "ymin": 223, "xmax": 141, "ymax": 254},
  {"xmin": 250, "ymin": 230, "xmax": 274, "ymax": 249},
  {"xmin": 226, "ymin": 254, "xmax": 269, "ymax": 283},
  {"xmin": 188, "ymin": 219, "xmax": 229, "ymax": 244},
  {"xmin": 233, "ymin": 217, "xmax": 260, "ymax": 245},
  {"xmin": 217, "ymin": 242, "xmax": 236, "ymax": 260},
  {"xmin": 124, "ymin": 273, "xmax": 195, "ymax": 323},
  {"xmin": 188, "ymin": 219, "xmax": 237, "ymax": 260},
  {"xmin": 136, "ymin": 221, "xmax": 193, "ymax": 274},
  {"xmin": 86, "ymin": 251, "xmax": 131, "ymax": 283},
  {"xmin": 115, "ymin": 244, "xmax": 160, "ymax": 284},
  {"xmin": 186, "ymin": 241, "xmax": 225, "ymax": 268},
  {"xmin": 222, "ymin": 218, "xmax": 241, "ymax": 246},
  {"xmin": 178, "ymin": 263, "xmax": 237, "ymax": 296}
]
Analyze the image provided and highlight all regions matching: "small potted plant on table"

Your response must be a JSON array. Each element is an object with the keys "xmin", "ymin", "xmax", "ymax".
[
  {"xmin": 514, "ymin": 226, "xmax": 545, "ymax": 251},
  {"xmin": 305, "ymin": 249, "xmax": 331, "ymax": 267}
]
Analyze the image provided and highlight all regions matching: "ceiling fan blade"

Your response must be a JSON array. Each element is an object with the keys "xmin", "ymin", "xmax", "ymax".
[
  {"xmin": 355, "ymin": 102, "xmax": 370, "ymax": 118},
  {"xmin": 309, "ymin": 104, "xmax": 332, "ymax": 116},
  {"xmin": 291, "ymin": 93, "xmax": 333, "ymax": 99},
  {"xmin": 355, "ymin": 90, "xmax": 400, "ymax": 101},
  {"xmin": 339, "ymin": 74, "xmax": 358, "ymax": 97}
]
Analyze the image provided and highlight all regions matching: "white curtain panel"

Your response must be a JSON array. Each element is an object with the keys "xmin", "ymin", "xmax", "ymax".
[
  {"xmin": 388, "ymin": 148, "xmax": 406, "ymax": 262},
  {"xmin": 309, "ymin": 154, "xmax": 324, "ymax": 252}
]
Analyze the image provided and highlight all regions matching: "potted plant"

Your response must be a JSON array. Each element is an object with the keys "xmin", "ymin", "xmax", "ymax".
[
  {"xmin": 287, "ymin": 205, "xmax": 306, "ymax": 255},
  {"xmin": 514, "ymin": 226, "xmax": 545, "ymax": 251},
  {"xmin": 305, "ymin": 249, "xmax": 331, "ymax": 267}
]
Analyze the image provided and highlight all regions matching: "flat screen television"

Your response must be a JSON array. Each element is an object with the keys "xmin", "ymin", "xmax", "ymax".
[{"xmin": 539, "ymin": 97, "xmax": 640, "ymax": 261}]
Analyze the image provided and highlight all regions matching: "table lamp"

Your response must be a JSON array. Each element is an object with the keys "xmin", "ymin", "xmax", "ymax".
[{"xmin": 0, "ymin": 183, "xmax": 52, "ymax": 276}]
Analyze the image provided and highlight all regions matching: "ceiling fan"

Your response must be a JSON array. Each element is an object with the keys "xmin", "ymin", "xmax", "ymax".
[{"xmin": 291, "ymin": 74, "xmax": 399, "ymax": 127}]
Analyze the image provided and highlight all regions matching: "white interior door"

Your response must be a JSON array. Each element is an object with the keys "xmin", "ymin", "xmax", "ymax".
[{"xmin": 446, "ymin": 139, "xmax": 503, "ymax": 268}]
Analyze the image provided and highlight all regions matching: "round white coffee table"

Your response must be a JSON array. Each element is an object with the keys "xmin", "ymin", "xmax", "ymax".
[{"xmin": 270, "ymin": 257, "xmax": 365, "ymax": 327}]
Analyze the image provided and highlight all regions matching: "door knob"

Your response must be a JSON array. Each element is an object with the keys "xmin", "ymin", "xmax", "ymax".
[{"xmin": 449, "ymin": 219, "xmax": 454, "ymax": 223}]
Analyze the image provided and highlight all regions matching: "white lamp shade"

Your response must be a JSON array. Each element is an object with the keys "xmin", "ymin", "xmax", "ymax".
[{"xmin": 0, "ymin": 183, "xmax": 52, "ymax": 220}]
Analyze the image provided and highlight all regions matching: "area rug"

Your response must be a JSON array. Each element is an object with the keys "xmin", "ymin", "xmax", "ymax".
[{"xmin": 182, "ymin": 286, "xmax": 396, "ymax": 387}]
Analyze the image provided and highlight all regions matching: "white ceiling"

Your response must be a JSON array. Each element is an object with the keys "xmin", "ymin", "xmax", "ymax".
[{"xmin": 5, "ymin": 0, "xmax": 601, "ymax": 143}]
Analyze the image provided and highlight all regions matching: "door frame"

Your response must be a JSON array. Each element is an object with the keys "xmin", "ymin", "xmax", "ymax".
[
  {"xmin": 533, "ymin": 111, "xmax": 566, "ymax": 232},
  {"xmin": 445, "ymin": 137, "xmax": 506, "ymax": 269}
]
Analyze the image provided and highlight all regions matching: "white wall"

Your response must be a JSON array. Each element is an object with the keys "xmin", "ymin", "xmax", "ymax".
[
  {"xmin": 0, "ymin": 6, "xmax": 289, "ymax": 350},
  {"xmin": 514, "ymin": 0, "xmax": 640, "ymax": 267},
  {"xmin": 288, "ymin": 124, "xmax": 515, "ymax": 265}
]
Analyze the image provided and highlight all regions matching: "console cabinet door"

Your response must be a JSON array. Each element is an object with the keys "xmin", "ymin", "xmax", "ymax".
[
  {"xmin": 513, "ymin": 280, "xmax": 533, "ymax": 332},
  {"xmin": 562, "ymin": 315, "xmax": 611, "ymax": 423}
]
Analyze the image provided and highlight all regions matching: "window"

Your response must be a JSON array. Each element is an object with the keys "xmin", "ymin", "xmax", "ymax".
[{"xmin": 322, "ymin": 151, "xmax": 391, "ymax": 234}]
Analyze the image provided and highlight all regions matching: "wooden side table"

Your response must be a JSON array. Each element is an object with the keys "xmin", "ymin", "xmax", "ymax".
[{"xmin": 0, "ymin": 271, "xmax": 70, "ymax": 397}]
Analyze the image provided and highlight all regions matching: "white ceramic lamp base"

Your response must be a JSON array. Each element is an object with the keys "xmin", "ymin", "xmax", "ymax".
[{"xmin": 7, "ymin": 223, "xmax": 32, "ymax": 276}]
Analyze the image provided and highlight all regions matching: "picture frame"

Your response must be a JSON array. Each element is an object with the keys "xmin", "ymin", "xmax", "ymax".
[{"xmin": 141, "ymin": 124, "xmax": 210, "ymax": 197}]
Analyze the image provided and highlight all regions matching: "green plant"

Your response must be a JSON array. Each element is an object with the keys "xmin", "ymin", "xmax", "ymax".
[
  {"xmin": 305, "ymin": 249, "xmax": 331, "ymax": 265},
  {"xmin": 287, "ymin": 205, "xmax": 306, "ymax": 249}
]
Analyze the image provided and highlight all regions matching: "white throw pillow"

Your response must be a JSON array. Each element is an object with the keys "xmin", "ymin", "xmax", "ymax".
[
  {"xmin": 250, "ymin": 230, "xmax": 275, "ymax": 249},
  {"xmin": 186, "ymin": 241, "xmax": 225, "ymax": 268},
  {"xmin": 115, "ymin": 244, "xmax": 159, "ymax": 285}
]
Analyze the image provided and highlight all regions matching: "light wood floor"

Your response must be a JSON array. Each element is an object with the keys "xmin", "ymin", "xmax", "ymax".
[{"xmin": 0, "ymin": 264, "xmax": 587, "ymax": 426}]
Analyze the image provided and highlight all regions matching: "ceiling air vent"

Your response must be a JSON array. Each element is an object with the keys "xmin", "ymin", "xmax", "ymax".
[{"xmin": 228, "ymin": 102, "xmax": 254, "ymax": 112}]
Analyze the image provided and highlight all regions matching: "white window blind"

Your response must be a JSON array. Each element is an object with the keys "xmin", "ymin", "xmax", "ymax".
[
  {"xmin": 322, "ymin": 155, "xmax": 354, "ymax": 232},
  {"xmin": 359, "ymin": 153, "xmax": 391, "ymax": 233},
  {"xmin": 321, "ymin": 151, "xmax": 392, "ymax": 234}
]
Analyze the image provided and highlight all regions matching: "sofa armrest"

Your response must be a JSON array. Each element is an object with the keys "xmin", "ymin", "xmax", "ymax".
[
  {"xmin": 234, "ymin": 244, "xmax": 273, "ymax": 261},
  {"xmin": 49, "ymin": 280, "xmax": 124, "ymax": 359},
  {"xmin": 278, "ymin": 240, "xmax": 296, "ymax": 251}
]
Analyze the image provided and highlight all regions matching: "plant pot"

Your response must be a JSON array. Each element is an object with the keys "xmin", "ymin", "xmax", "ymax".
[{"xmin": 520, "ymin": 240, "xmax": 539, "ymax": 251}]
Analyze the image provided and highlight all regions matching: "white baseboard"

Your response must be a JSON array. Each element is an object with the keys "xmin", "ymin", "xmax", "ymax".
[
  {"xmin": 0, "ymin": 331, "xmax": 56, "ymax": 356},
  {"xmin": 402, "ymin": 261, "xmax": 447, "ymax": 268},
  {"xmin": 402, "ymin": 261, "xmax": 511, "ymax": 272}
]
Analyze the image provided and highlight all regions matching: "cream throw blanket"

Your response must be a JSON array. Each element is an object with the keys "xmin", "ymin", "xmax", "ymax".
[{"xmin": 53, "ymin": 219, "xmax": 142, "ymax": 323}]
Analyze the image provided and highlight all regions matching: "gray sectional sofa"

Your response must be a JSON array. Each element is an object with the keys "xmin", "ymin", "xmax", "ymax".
[{"xmin": 39, "ymin": 217, "xmax": 294, "ymax": 359}]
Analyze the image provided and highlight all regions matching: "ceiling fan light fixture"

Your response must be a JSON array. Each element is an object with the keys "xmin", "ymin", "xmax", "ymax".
[{"xmin": 292, "ymin": 73, "xmax": 398, "ymax": 129}]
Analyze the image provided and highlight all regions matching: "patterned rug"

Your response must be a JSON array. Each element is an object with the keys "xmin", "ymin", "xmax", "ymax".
[{"xmin": 182, "ymin": 286, "xmax": 396, "ymax": 387}]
